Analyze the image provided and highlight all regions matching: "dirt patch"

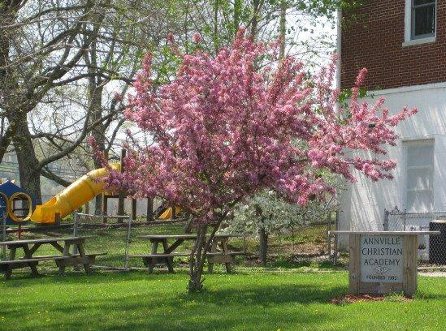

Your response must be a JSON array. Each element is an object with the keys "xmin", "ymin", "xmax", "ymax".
[
  {"xmin": 331, "ymin": 294, "xmax": 412, "ymax": 305},
  {"xmin": 420, "ymin": 272, "xmax": 446, "ymax": 277},
  {"xmin": 265, "ymin": 243, "xmax": 326, "ymax": 258}
]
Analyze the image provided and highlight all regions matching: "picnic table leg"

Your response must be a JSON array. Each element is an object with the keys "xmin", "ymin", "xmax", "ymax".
[
  {"xmin": 9, "ymin": 247, "xmax": 16, "ymax": 260},
  {"xmin": 62, "ymin": 242, "xmax": 71, "ymax": 256},
  {"xmin": 22, "ymin": 245, "xmax": 39, "ymax": 277},
  {"xmin": 147, "ymin": 241, "xmax": 159, "ymax": 273},
  {"xmin": 4, "ymin": 266, "xmax": 12, "ymax": 279},
  {"xmin": 221, "ymin": 239, "xmax": 232, "ymax": 273},
  {"xmin": 161, "ymin": 239, "xmax": 174, "ymax": 273},
  {"xmin": 147, "ymin": 258, "xmax": 156, "ymax": 273},
  {"xmin": 208, "ymin": 240, "xmax": 218, "ymax": 273},
  {"xmin": 142, "ymin": 257, "xmax": 155, "ymax": 273},
  {"xmin": 29, "ymin": 243, "xmax": 43, "ymax": 256},
  {"xmin": 59, "ymin": 243, "xmax": 72, "ymax": 275},
  {"xmin": 4, "ymin": 247, "xmax": 16, "ymax": 279},
  {"xmin": 76, "ymin": 243, "xmax": 91, "ymax": 274}
]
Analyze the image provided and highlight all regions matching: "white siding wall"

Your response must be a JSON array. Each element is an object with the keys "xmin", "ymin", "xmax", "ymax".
[{"xmin": 338, "ymin": 82, "xmax": 446, "ymax": 247}]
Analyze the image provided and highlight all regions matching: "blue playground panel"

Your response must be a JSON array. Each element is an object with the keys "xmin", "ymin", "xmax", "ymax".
[{"xmin": 0, "ymin": 181, "xmax": 36, "ymax": 225}]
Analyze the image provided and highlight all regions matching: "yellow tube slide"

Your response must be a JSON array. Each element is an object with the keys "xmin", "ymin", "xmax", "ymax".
[
  {"xmin": 31, "ymin": 164, "xmax": 120, "ymax": 224},
  {"xmin": 159, "ymin": 206, "xmax": 182, "ymax": 220}
]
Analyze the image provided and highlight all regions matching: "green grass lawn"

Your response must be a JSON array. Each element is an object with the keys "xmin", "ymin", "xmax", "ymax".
[{"xmin": 1, "ymin": 269, "xmax": 445, "ymax": 331}]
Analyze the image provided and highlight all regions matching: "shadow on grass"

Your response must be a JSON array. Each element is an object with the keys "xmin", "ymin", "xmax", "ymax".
[
  {"xmin": 415, "ymin": 291, "xmax": 446, "ymax": 300},
  {"xmin": 1, "ymin": 282, "xmax": 344, "ymax": 331},
  {"xmin": 180, "ymin": 283, "xmax": 346, "ymax": 306},
  {"xmin": 268, "ymin": 258, "xmax": 346, "ymax": 270},
  {"xmin": 0, "ymin": 269, "xmax": 188, "ymax": 288}
]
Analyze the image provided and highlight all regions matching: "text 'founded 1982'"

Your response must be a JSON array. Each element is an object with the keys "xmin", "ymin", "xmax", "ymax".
[{"xmin": 360, "ymin": 235, "xmax": 403, "ymax": 283}]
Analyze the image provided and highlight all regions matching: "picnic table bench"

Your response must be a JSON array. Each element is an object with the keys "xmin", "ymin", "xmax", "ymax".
[
  {"xmin": 131, "ymin": 234, "xmax": 244, "ymax": 273},
  {"xmin": 0, "ymin": 236, "xmax": 104, "ymax": 278}
]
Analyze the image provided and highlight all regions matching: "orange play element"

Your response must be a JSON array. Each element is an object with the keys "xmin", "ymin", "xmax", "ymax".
[
  {"xmin": 31, "ymin": 164, "xmax": 121, "ymax": 224},
  {"xmin": 158, "ymin": 206, "xmax": 182, "ymax": 220}
]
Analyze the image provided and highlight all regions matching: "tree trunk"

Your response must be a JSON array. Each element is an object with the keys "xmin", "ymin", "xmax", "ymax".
[
  {"xmin": 254, "ymin": 204, "xmax": 268, "ymax": 266},
  {"xmin": 250, "ymin": 0, "xmax": 260, "ymax": 40},
  {"xmin": 91, "ymin": 91, "xmax": 106, "ymax": 215},
  {"xmin": 94, "ymin": 195, "xmax": 103, "ymax": 215},
  {"xmin": 213, "ymin": 0, "xmax": 220, "ymax": 53},
  {"xmin": 11, "ymin": 112, "xmax": 42, "ymax": 203},
  {"xmin": 259, "ymin": 226, "xmax": 268, "ymax": 266},
  {"xmin": 0, "ymin": 5, "xmax": 19, "ymax": 164},
  {"xmin": 146, "ymin": 198, "xmax": 154, "ymax": 222},
  {"xmin": 87, "ymin": 39, "xmax": 108, "ymax": 216},
  {"xmin": 279, "ymin": 0, "xmax": 287, "ymax": 59},
  {"xmin": 117, "ymin": 149, "xmax": 126, "ymax": 221},
  {"xmin": 188, "ymin": 219, "xmax": 223, "ymax": 292},
  {"xmin": 188, "ymin": 224, "xmax": 208, "ymax": 292},
  {"xmin": 233, "ymin": 0, "xmax": 242, "ymax": 35}
]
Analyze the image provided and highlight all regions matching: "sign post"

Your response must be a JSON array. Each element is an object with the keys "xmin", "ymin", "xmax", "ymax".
[{"xmin": 330, "ymin": 231, "xmax": 439, "ymax": 297}]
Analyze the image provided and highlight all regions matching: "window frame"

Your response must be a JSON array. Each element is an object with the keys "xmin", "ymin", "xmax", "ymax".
[
  {"xmin": 403, "ymin": 140, "xmax": 434, "ymax": 213},
  {"xmin": 411, "ymin": 0, "xmax": 436, "ymax": 40},
  {"xmin": 403, "ymin": 0, "xmax": 437, "ymax": 46}
]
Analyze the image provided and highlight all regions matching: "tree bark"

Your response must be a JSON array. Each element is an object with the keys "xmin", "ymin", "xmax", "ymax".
[
  {"xmin": 259, "ymin": 226, "xmax": 268, "ymax": 266},
  {"xmin": 86, "ymin": 39, "xmax": 107, "ymax": 215},
  {"xmin": 94, "ymin": 195, "xmax": 103, "ymax": 215},
  {"xmin": 0, "ymin": 2, "xmax": 20, "ymax": 164},
  {"xmin": 213, "ymin": 0, "xmax": 220, "ymax": 53},
  {"xmin": 279, "ymin": 0, "xmax": 287, "ymax": 59},
  {"xmin": 0, "ymin": 1, "xmax": 107, "ymax": 199},
  {"xmin": 255, "ymin": 204, "xmax": 268, "ymax": 266},
  {"xmin": 250, "ymin": 0, "xmax": 261, "ymax": 40},
  {"xmin": 233, "ymin": 0, "xmax": 242, "ymax": 35},
  {"xmin": 11, "ymin": 111, "xmax": 42, "ymax": 203},
  {"xmin": 188, "ymin": 224, "xmax": 208, "ymax": 292},
  {"xmin": 188, "ymin": 220, "xmax": 221, "ymax": 292},
  {"xmin": 117, "ymin": 149, "xmax": 126, "ymax": 220}
]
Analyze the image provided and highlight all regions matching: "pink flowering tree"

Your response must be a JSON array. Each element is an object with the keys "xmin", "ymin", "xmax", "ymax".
[{"xmin": 106, "ymin": 29, "xmax": 416, "ymax": 292}]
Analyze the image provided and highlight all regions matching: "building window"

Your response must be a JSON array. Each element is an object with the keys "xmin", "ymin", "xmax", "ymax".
[
  {"xmin": 404, "ymin": 0, "xmax": 436, "ymax": 45},
  {"xmin": 404, "ymin": 141, "xmax": 434, "ymax": 212},
  {"xmin": 412, "ymin": 0, "xmax": 436, "ymax": 39}
]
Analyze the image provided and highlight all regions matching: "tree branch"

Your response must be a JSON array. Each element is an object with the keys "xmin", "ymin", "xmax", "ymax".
[
  {"xmin": 41, "ymin": 167, "xmax": 73, "ymax": 187},
  {"xmin": 36, "ymin": 107, "xmax": 117, "ymax": 170}
]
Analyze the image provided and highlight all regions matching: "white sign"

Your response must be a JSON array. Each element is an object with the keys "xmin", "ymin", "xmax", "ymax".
[{"xmin": 360, "ymin": 235, "xmax": 403, "ymax": 283}]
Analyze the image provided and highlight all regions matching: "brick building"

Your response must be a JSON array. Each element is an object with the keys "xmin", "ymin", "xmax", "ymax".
[{"xmin": 338, "ymin": 0, "xmax": 446, "ymax": 251}]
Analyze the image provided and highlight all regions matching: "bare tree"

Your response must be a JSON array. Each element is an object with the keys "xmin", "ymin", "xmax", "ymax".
[
  {"xmin": 1, "ymin": 0, "xmax": 181, "ymax": 201},
  {"xmin": 0, "ymin": 0, "xmax": 113, "ymax": 200}
]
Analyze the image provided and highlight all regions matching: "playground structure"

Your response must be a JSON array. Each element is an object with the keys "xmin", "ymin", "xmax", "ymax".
[
  {"xmin": 30, "ymin": 164, "xmax": 121, "ymax": 223},
  {"xmin": 0, "ymin": 181, "xmax": 36, "ymax": 224},
  {"xmin": 0, "ymin": 162, "xmax": 180, "ymax": 225}
]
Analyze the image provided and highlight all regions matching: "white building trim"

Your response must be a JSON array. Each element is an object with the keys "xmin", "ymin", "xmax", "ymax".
[
  {"xmin": 336, "ymin": 9, "xmax": 342, "ymax": 90},
  {"xmin": 370, "ymin": 82, "xmax": 446, "ymax": 97},
  {"xmin": 338, "ymin": 82, "xmax": 446, "ymax": 249},
  {"xmin": 404, "ymin": 0, "xmax": 411, "ymax": 42}
]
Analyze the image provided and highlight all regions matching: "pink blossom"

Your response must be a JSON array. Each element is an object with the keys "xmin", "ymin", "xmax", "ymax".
[
  {"xmin": 166, "ymin": 32, "xmax": 174, "ymax": 44},
  {"xmin": 112, "ymin": 92, "xmax": 123, "ymax": 102},
  {"xmin": 355, "ymin": 68, "xmax": 368, "ymax": 87},
  {"xmin": 101, "ymin": 29, "xmax": 416, "ymax": 224},
  {"xmin": 192, "ymin": 33, "xmax": 202, "ymax": 43}
]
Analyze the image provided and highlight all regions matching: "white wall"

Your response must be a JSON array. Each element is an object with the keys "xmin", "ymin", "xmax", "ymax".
[{"xmin": 338, "ymin": 82, "xmax": 446, "ymax": 248}]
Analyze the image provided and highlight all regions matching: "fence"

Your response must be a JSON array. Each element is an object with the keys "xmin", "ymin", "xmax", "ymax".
[
  {"xmin": 1, "ymin": 210, "xmax": 337, "ymax": 270},
  {"xmin": 0, "ymin": 213, "xmax": 75, "ymax": 261},
  {"xmin": 384, "ymin": 207, "xmax": 446, "ymax": 264},
  {"xmin": 72, "ymin": 213, "xmax": 192, "ymax": 270},
  {"xmin": 74, "ymin": 213, "xmax": 132, "ymax": 270}
]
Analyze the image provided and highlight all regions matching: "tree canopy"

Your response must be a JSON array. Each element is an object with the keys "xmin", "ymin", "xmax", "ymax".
[
  {"xmin": 101, "ymin": 29, "xmax": 416, "ymax": 291},
  {"xmin": 109, "ymin": 30, "xmax": 415, "ymax": 220}
]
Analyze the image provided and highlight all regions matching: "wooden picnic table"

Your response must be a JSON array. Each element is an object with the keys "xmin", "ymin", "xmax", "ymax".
[
  {"xmin": 0, "ymin": 236, "xmax": 102, "ymax": 278},
  {"xmin": 133, "ymin": 233, "xmax": 244, "ymax": 273}
]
